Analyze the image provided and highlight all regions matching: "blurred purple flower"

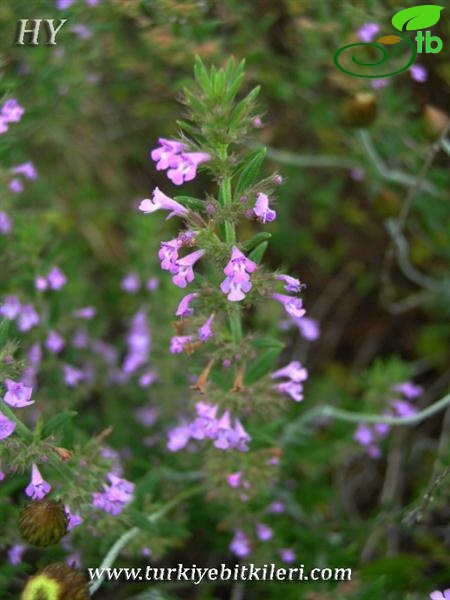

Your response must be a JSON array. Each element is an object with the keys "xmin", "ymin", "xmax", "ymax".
[
  {"xmin": 410, "ymin": 64, "xmax": 428, "ymax": 83},
  {"xmin": 253, "ymin": 192, "xmax": 276, "ymax": 223},
  {"xmin": 25, "ymin": 464, "xmax": 51, "ymax": 500},
  {"xmin": 3, "ymin": 379, "xmax": 33, "ymax": 408},
  {"xmin": 198, "ymin": 314, "xmax": 214, "ymax": 341},
  {"xmin": 0, "ymin": 295, "xmax": 21, "ymax": 319},
  {"xmin": 121, "ymin": 272, "xmax": 141, "ymax": 294},
  {"xmin": 17, "ymin": 304, "xmax": 40, "ymax": 331},
  {"xmin": 256, "ymin": 522, "xmax": 273, "ymax": 541},
  {"xmin": 7, "ymin": 544, "xmax": 26, "ymax": 565},
  {"xmin": 357, "ymin": 23, "xmax": 380, "ymax": 42},
  {"xmin": 46, "ymin": 330, "xmax": 65, "ymax": 354},
  {"xmin": 0, "ymin": 412, "xmax": 16, "ymax": 439},
  {"xmin": 272, "ymin": 293, "xmax": 305, "ymax": 319},
  {"xmin": 47, "ymin": 266, "xmax": 67, "ymax": 290},
  {"xmin": 230, "ymin": 530, "xmax": 251, "ymax": 558},
  {"xmin": 11, "ymin": 162, "xmax": 37, "ymax": 180},
  {"xmin": 63, "ymin": 364, "xmax": 84, "ymax": 387},
  {"xmin": 0, "ymin": 211, "xmax": 12, "ymax": 234}
]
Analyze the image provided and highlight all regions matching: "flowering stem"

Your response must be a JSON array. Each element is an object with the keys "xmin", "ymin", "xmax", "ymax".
[
  {"xmin": 282, "ymin": 393, "xmax": 450, "ymax": 444},
  {"xmin": 219, "ymin": 145, "xmax": 243, "ymax": 344},
  {"xmin": 89, "ymin": 484, "xmax": 204, "ymax": 596}
]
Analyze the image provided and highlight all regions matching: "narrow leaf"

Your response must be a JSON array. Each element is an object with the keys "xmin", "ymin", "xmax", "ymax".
[
  {"xmin": 245, "ymin": 348, "xmax": 283, "ymax": 385},
  {"xmin": 243, "ymin": 232, "xmax": 272, "ymax": 253},
  {"xmin": 235, "ymin": 147, "xmax": 267, "ymax": 194},
  {"xmin": 42, "ymin": 411, "xmax": 78, "ymax": 439},
  {"xmin": 248, "ymin": 241, "xmax": 268, "ymax": 263}
]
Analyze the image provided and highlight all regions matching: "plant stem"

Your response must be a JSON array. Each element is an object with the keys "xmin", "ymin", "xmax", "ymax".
[
  {"xmin": 89, "ymin": 484, "xmax": 204, "ymax": 596},
  {"xmin": 282, "ymin": 393, "xmax": 450, "ymax": 445}
]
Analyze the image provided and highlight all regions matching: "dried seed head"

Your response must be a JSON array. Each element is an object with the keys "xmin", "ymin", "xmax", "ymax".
[{"xmin": 19, "ymin": 500, "xmax": 68, "ymax": 547}]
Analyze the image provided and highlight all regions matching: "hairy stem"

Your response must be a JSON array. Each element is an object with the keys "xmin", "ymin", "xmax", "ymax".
[{"xmin": 89, "ymin": 484, "xmax": 204, "ymax": 595}]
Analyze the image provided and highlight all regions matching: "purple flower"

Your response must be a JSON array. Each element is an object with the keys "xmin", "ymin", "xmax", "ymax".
[
  {"xmin": 7, "ymin": 544, "xmax": 26, "ymax": 565},
  {"xmin": 253, "ymin": 193, "xmax": 276, "ymax": 223},
  {"xmin": 139, "ymin": 370, "xmax": 157, "ymax": 387},
  {"xmin": 46, "ymin": 330, "xmax": 65, "ymax": 354},
  {"xmin": 276, "ymin": 274, "xmax": 304, "ymax": 293},
  {"xmin": 198, "ymin": 314, "xmax": 214, "ymax": 341},
  {"xmin": 227, "ymin": 472, "xmax": 242, "ymax": 488},
  {"xmin": 274, "ymin": 380, "xmax": 304, "ymax": 402},
  {"xmin": 268, "ymin": 500, "xmax": 285, "ymax": 514},
  {"xmin": 3, "ymin": 379, "xmax": 33, "ymax": 408},
  {"xmin": 135, "ymin": 407, "xmax": 158, "ymax": 427},
  {"xmin": 220, "ymin": 246, "xmax": 257, "ymax": 302},
  {"xmin": 56, "ymin": 0, "xmax": 75, "ymax": 8},
  {"xmin": 92, "ymin": 473, "xmax": 134, "ymax": 515},
  {"xmin": 146, "ymin": 277, "xmax": 159, "ymax": 291},
  {"xmin": 0, "ymin": 295, "xmax": 21, "ymax": 319},
  {"xmin": 11, "ymin": 162, "xmax": 37, "ymax": 180},
  {"xmin": 0, "ymin": 412, "xmax": 16, "ymax": 439},
  {"xmin": 47, "ymin": 266, "xmax": 67, "ymax": 290},
  {"xmin": 357, "ymin": 23, "xmax": 380, "ymax": 42},
  {"xmin": 176, "ymin": 292, "xmax": 197, "ymax": 317},
  {"xmin": 371, "ymin": 78, "xmax": 389, "ymax": 89},
  {"xmin": 279, "ymin": 548, "xmax": 296, "ymax": 563},
  {"xmin": 73, "ymin": 306, "xmax": 96, "ymax": 319},
  {"xmin": 354, "ymin": 423, "xmax": 373, "ymax": 446},
  {"xmin": 430, "ymin": 591, "xmax": 450, "ymax": 600},
  {"xmin": 393, "ymin": 381, "xmax": 422, "ymax": 399},
  {"xmin": 17, "ymin": 304, "xmax": 40, "ymax": 332},
  {"xmin": 122, "ymin": 310, "xmax": 151, "ymax": 374},
  {"xmin": 392, "ymin": 399, "xmax": 417, "ymax": 418},
  {"xmin": 167, "ymin": 424, "xmax": 192, "ymax": 451},
  {"xmin": 159, "ymin": 239, "xmax": 182, "ymax": 272},
  {"xmin": 63, "ymin": 364, "xmax": 84, "ymax": 387},
  {"xmin": 230, "ymin": 530, "xmax": 251, "ymax": 558},
  {"xmin": 25, "ymin": 464, "xmax": 51, "ymax": 500},
  {"xmin": 121, "ymin": 272, "xmax": 141, "ymax": 294},
  {"xmin": 167, "ymin": 152, "xmax": 210, "ymax": 186},
  {"xmin": 170, "ymin": 335, "xmax": 194, "ymax": 354},
  {"xmin": 139, "ymin": 188, "xmax": 188, "ymax": 219},
  {"xmin": 271, "ymin": 361, "xmax": 308, "ymax": 383},
  {"xmin": 65, "ymin": 506, "xmax": 83, "ymax": 531},
  {"xmin": 295, "ymin": 316, "xmax": 320, "ymax": 341},
  {"xmin": 172, "ymin": 249, "xmax": 205, "ymax": 288},
  {"xmin": 71, "ymin": 24, "xmax": 93, "ymax": 39},
  {"xmin": 0, "ymin": 211, "xmax": 12, "ymax": 234},
  {"xmin": 35, "ymin": 275, "xmax": 48, "ymax": 291},
  {"xmin": 256, "ymin": 522, "xmax": 273, "ymax": 541},
  {"xmin": 9, "ymin": 179, "xmax": 23, "ymax": 193},
  {"xmin": 1, "ymin": 99, "xmax": 25, "ymax": 123},
  {"xmin": 151, "ymin": 138, "xmax": 187, "ymax": 171},
  {"xmin": 410, "ymin": 64, "xmax": 427, "ymax": 83},
  {"xmin": 272, "ymin": 293, "xmax": 305, "ymax": 319}
]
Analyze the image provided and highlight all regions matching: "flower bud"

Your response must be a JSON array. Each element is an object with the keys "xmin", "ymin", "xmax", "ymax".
[
  {"xmin": 19, "ymin": 499, "xmax": 68, "ymax": 547},
  {"xmin": 341, "ymin": 93, "xmax": 377, "ymax": 127},
  {"xmin": 21, "ymin": 562, "xmax": 89, "ymax": 600},
  {"xmin": 422, "ymin": 105, "xmax": 450, "ymax": 141}
]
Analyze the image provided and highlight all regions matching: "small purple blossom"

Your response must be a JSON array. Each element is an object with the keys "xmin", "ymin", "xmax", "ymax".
[
  {"xmin": 430, "ymin": 591, "xmax": 450, "ymax": 600},
  {"xmin": 268, "ymin": 500, "xmax": 285, "ymax": 514},
  {"xmin": 220, "ymin": 246, "xmax": 257, "ymax": 302},
  {"xmin": 393, "ymin": 381, "xmax": 422, "ymax": 399},
  {"xmin": 159, "ymin": 239, "xmax": 182, "ymax": 272},
  {"xmin": 151, "ymin": 138, "xmax": 187, "ymax": 170},
  {"xmin": 371, "ymin": 78, "xmax": 389, "ymax": 89},
  {"xmin": 167, "ymin": 423, "xmax": 192, "ymax": 451},
  {"xmin": 65, "ymin": 507, "xmax": 83, "ymax": 531},
  {"xmin": 47, "ymin": 266, "xmax": 67, "ymax": 290},
  {"xmin": 121, "ymin": 272, "xmax": 141, "ymax": 294},
  {"xmin": 1, "ymin": 99, "xmax": 25, "ymax": 124},
  {"xmin": 272, "ymin": 293, "xmax": 305, "ymax": 319},
  {"xmin": 274, "ymin": 380, "xmax": 304, "ymax": 402},
  {"xmin": 167, "ymin": 151, "xmax": 210, "ymax": 186},
  {"xmin": 71, "ymin": 24, "xmax": 93, "ymax": 39},
  {"xmin": 122, "ymin": 309, "xmax": 151, "ymax": 374},
  {"xmin": 7, "ymin": 544, "xmax": 26, "ymax": 565},
  {"xmin": 139, "ymin": 187, "xmax": 188, "ymax": 219},
  {"xmin": 295, "ymin": 316, "xmax": 320, "ymax": 341},
  {"xmin": 256, "ymin": 522, "xmax": 273, "ymax": 541},
  {"xmin": 357, "ymin": 23, "xmax": 380, "ymax": 43},
  {"xmin": 227, "ymin": 472, "xmax": 242, "ymax": 488},
  {"xmin": 3, "ymin": 379, "xmax": 33, "ymax": 408},
  {"xmin": 230, "ymin": 530, "xmax": 251, "ymax": 558},
  {"xmin": 146, "ymin": 277, "xmax": 159, "ymax": 291},
  {"xmin": 0, "ymin": 295, "xmax": 21, "ymax": 320},
  {"xmin": 11, "ymin": 162, "xmax": 37, "ymax": 180},
  {"xmin": 92, "ymin": 473, "xmax": 134, "ymax": 515},
  {"xmin": 253, "ymin": 192, "xmax": 276, "ymax": 223},
  {"xmin": 172, "ymin": 249, "xmax": 205, "ymax": 288},
  {"xmin": 198, "ymin": 314, "xmax": 214, "ymax": 341},
  {"xmin": 0, "ymin": 412, "xmax": 16, "ymax": 439},
  {"xmin": 0, "ymin": 211, "xmax": 12, "ymax": 234},
  {"xmin": 9, "ymin": 179, "xmax": 24, "ymax": 194},
  {"xmin": 35, "ymin": 275, "xmax": 48, "ymax": 291},
  {"xmin": 170, "ymin": 335, "xmax": 194, "ymax": 354},
  {"xmin": 63, "ymin": 364, "xmax": 84, "ymax": 387},
  {"xmin": 176, "ymin": 292, "xmax": 197, "ymax": 317},
  {"xmin": 279, "ymin": 548, "xmax": 296, "ymax": 563},
  {"xmin": 25, "ymin": 463, "xmax": 51, "ymax": 500},
  {"xmin": 139, "ymin": 370, "xmax": 157, "ymax": 387},
  {"xmin": 73, "ymin": 306, "xmax": 96, "ymax": 319},
  {"xmin": 271, "ymin": 361, "xmax": 308, "ymax": 383},
  {"xmin": 17, "ymin": 304, "xmax": 40, "ymax": 332},
  {"xmin": 56, "ymin": 0, "xmax": 75, "ymax": 8},
  {"xmin": 46, "ymin": 330, "xmax": 65, "ymax": 354},
  {"xmin": 410, "ymin": 64, "xmax": 428, "ymax": 83},
  {"xmin": 276, "ymin": 274, "xmax": 304, "ymax": 293}
]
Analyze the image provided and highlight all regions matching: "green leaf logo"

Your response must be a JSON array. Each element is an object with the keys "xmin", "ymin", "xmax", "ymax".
[{"xmin": 392, "ymin": 5, "xmax": 444, "ymax": 31}]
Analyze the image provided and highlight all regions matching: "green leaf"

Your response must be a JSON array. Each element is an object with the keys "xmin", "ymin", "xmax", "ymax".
[
  {"xmin": 243, "ymin": 232, "xmax": 272, "ymax": 253},
  {"xmin": 248, "ymin": 241, "xmax": 268, "ymax": 263},
  {"xmin": 174, "ymin": 195, "xmax": 205, "ymax": 211},
  {"xmin": 235, "ymin": 147, "xmax": 266, "ymax": 194},
  {"xmin": 193, "ymin": 56, "xmax": 211, "ymax": 94},
  {"xmin": 244, "ymin": 348, "xmax": 283, "ymax": 385},
  {"xmin": 392, "ymin": 5, "xmax": 444, "ymax": 31},
  {"xmin": 250, "ymin": 337, "xmax": 285, "ymax": 351},
  {"xmin": 129, "ymin": 509, "xmax": 157, "ymax": 533},
  {"xmin": 0, "ymin": 318, "xmax": 9, "ymax": 349},
  {"xmin": 42, "ymin": 411, "xmax": 77, "ymax": 439}
]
